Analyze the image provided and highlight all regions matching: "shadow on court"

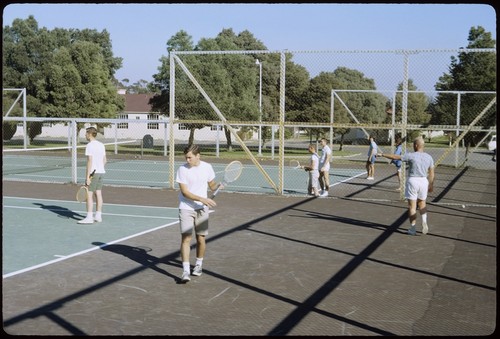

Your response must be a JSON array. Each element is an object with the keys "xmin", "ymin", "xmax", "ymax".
[
  {"xmin": 2, "ymin": 166, "xmax": 496, "ymax": 336},
  {"xmin": 91, "ymin": 242, "xmax": 182, "ymax": 284},
  {"xmin": 33, "ymin": 202, "xmax": 85, "ymax": 221}
]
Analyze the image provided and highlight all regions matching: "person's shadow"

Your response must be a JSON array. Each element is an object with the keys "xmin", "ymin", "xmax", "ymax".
[
  {"xmin": 33, "ymin": 202, "xmax": 85, "ymax": 221},
  {"xmin": 92, "ymin": 242, "xmax": 181, "ymax": 283}
]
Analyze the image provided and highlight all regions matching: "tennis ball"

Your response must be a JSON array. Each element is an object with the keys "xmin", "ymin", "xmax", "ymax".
[{"xmin": 462, "ymin": 205, "xmax": 466, "ymax": 209}]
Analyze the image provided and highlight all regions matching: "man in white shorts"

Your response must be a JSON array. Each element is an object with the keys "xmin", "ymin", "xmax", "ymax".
[
  {"xmin": 378, "ymin": 136, "xmax": 435, "ymax": 235},
  {"xmin": 318, "ymin": 138, "xmax": 332, "ymax": 197},
  {"xmin": 176, "ymin": 144, "xmax": 219, "ymax": 282}
]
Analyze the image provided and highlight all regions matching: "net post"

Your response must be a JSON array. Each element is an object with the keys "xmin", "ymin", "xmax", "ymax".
[{"xmin": 71, "ymin": 119, "xmax": 78, "ymax": 184}]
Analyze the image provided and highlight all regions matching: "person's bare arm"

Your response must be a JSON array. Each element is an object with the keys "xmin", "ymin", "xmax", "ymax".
[{"xmin": 427, "ymin": 166, "xmax": 435, "ymax": 192}]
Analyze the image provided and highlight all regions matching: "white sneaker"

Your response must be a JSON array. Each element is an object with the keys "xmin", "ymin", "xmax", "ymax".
[
  {"xmin": 367, "ymin": 177, "xmax": 374, "ymax": 180},
  {"xmin": 422, "ymin": 221, "xmax": 429, "ymax": 235},
  {"xmin": 78, "ymin": 217, "xmax": 94, "ymax": 224},
  {"xmin": 192, "ymin": 264, "xmax": 203, "ymax": 276},
  {"xmin": 94, "ymin": 216, "xmax": 102, "ymax": 223},
  {"xmin": 181, "ymin": 271, "xmax": 191, "ymax": 282},
  {"xmin": 320, "ymin": 191, "xmax": 328, "ymax": 197}
]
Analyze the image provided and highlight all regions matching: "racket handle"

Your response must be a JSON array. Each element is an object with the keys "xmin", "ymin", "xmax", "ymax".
[
  {"xmin": 210, "ymin": 183, "xmax": 222, "ymax": 199},
  {"xmin": 89, "ymin": 169, "xmax": 96, "ymax": 178}
]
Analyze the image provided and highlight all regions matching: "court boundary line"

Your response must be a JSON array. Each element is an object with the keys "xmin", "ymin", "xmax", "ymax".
[
  {"xmin": 3, "ymin": 196, "xmax": 187, "ymax": 279},
  {"xmin": 3, "ymin": 205, "xmax": 179, "ymax": 220},
  {"xmin": 3, "ymin": 196, "xmax": 178, "ymax": 210},
  {"xmin": 2, "ymin": 220, "xmax": 180, "ymax": 279}
]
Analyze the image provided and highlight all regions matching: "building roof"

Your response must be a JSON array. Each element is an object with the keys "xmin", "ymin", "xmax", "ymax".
[{"xmin": 122, "ymin": 93, "xmax": 157, "ymax": 113}]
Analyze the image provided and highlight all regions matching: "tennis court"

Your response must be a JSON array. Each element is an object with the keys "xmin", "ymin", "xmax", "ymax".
[
  {"xmin": 2, "ymin": 152, "xmax": 367, "ymax": 195},
  {"xmin": 2, "ymin": 163, "xmax": 496, "ymax": 335}
]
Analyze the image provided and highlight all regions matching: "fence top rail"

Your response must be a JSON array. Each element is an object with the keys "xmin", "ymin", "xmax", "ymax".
[
  {"xmin": 332, "ymin": 89, "xmax": 497, "ymax": 94},
  {"xmin": 171, "ymin": 48, "xmax": 496, "ymax": 56},
  {"xmin": 2, "ymin": 117, "xmax": 169, "ymax": 123}
]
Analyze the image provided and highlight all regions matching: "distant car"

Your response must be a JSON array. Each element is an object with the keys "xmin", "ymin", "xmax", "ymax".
[{"xmin": 487, "ymin": 135, "xmax": 496, "ymax": 152}]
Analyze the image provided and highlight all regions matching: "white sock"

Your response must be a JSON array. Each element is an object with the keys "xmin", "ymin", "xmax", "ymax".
[
  {"xmin": 86, "ymin": 213, "xmax": 93, "ymax": 219},
  {"xmin": 195, "ymin": 258, "xmax": 203, "ymax": 267},
  {"xmin": 182, "ymin": 262, "xmax": 190, "ymax": 272},
  {"xmin": 422, "ymin": 213, "xmax": 428, "ymax": 224}
]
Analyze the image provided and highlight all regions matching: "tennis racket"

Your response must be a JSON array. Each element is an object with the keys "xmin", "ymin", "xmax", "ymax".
[
  {"xmin": 76, "ymin": 170, "xmax": 96, "ymax": 203},
  {"xmin": 210, "ymin": 160, "xmax": 243, "ymax": 198},
  {"xmin": 289, "ymin": 159, "xmax": 303, "ymax": 169}
]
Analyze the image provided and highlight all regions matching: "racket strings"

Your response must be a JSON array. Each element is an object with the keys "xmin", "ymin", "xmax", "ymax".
[
  {"xmin": 76, "ymin": 187, "xmax": 88, "ymax": 202},
  {"xmin": 224, "ymin": 162, "xmax": 243, "ymax": 182}
]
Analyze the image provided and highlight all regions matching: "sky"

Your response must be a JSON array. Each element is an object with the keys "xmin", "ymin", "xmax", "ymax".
[{"xmin": 2, "ymin": 3, "xmax": 496, "ymax": 89}]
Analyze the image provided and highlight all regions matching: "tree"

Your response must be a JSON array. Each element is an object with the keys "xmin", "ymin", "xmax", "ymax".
[
  {"xmin": 430, "ymin": 26, "xmax": 496, "ymax": 149},
  {"xmin": 3, "ymin": 16, "xmax": 124, "ymax": 141},
  {"xmin": 391, "ymin": 79, "xmax": 430, "ymax": 125},
  {"xmin": 151, "ymin": 29, "xmax": 273, "ymax": 150},
  {"xmin": 292, "ymin": 68, "xmax": 387, "ymax": 150}
]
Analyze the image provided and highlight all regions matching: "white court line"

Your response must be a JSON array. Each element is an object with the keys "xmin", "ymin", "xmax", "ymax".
[
  {"xmin": 2, "ymin": 196, "xmax": 191, "ymax": 279},
  {"xmin": 3, "ymin": 196, "xmax": 178, "ymax": 210},
  {"xmin": 2, "ymin": 220, "xmax": 180, "ymax": 279},
  {"xmin": 3, "ymin": 205, "xmax": 178, "ymax": 220}
]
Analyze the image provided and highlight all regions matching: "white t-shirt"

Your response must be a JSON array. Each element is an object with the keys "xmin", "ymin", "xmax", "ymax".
[
  {"xmin": 85, "ymin": 140, "xmax": 106, "ymax": 174},
  {"xmin": 176, "ymin": 161, "xmax": 216, "ymax": 210},
  {"xmin": 320, "ymin": 144, "xmax": 332, "ymax": 170}
]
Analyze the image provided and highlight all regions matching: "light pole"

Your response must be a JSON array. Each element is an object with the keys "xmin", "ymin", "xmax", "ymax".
[{"xmin": 255, "ymin": 59, "xmax": 262, "ymax": 156}]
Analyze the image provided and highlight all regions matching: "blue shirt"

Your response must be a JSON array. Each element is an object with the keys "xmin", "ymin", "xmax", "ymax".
[{"xmin": 391, "ymin": 144, "xmax": 402, "ymax": 168}]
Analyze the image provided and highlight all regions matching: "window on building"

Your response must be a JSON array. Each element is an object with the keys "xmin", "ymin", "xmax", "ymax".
[
  {"xmin": 118, "ymin": 114, "xmax": 128, "ymax": 129},
  {"xmin": 148, "ymin": 114, "xmax": 159, "ymax": 129}
]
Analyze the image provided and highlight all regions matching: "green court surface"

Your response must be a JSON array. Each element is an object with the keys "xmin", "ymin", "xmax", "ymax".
[
  {"xmin": 2, "ymin": 196, "xmax": 180, "ymax": 276},
  {"xmin": 2, "ymin": 154, "xmax": 366, "ymax": 195}
]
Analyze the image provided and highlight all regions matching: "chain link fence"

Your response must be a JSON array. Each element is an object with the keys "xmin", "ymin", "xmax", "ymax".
[{"xmin": 3, "ymin": 49, "xmax": 496, "ymax": 200}]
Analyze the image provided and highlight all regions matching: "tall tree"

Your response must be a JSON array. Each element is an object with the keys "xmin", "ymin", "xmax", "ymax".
[
  {"xmin": 431, "ymin": 26, "xmax": 497, "ymax": 125},
  {"xmin": 151, "ymin": 29, "xmax": 276, "ymax": 149},
  {"xmin": 3, "ymin": 16, "xmax": 124, "ymax": 140},
  {"xmin": 430, "ymin": 26, "xmax": 496, "ymax": 148},
  {"xmin": 291, "ymin": 68, "xmax": 387, "ymax": 149},
  {"xmin": 392, "ymin": 79, "xmax": 431, "ymax": 125}
]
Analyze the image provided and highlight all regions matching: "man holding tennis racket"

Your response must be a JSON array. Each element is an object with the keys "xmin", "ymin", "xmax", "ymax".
[
  {"xmin": 176, "ymin": 144, "xmax": 219, "ymax": 283},
  {"xmin": 378, "ymin": 136, "xmax": 435, "ymax": 236},
  {"xmin": 305, "ymin": 144, "xmax": 321, "ymax": 197},
  {"xmin": 78, "ymin": 126, "xmax": 107, "ymax": 224}
]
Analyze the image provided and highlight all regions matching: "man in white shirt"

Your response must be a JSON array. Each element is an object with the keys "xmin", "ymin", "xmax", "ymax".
[
  {"xmin": 78, "ymin": 127, "xmax": 107, "ymax": 224},
  {"xmin": 176, "ymin": 144, "xmax": 219, "ymax": 283},
  {"xmin": 318, "ymin": 138, "xmax": 332, "ymax": 197}
]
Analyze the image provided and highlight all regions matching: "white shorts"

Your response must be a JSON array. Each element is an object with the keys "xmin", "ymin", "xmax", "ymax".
[
  {"xmin": 179, "ymin": 207, "xmax": 209, "ymax": 235},
  {"xmin": 405, "ymin": 177, "xmax": 429, "ymax": 201},
  {"xmin": 310, "ymin": 169, "xmax": 319, "ymax": 188}
]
